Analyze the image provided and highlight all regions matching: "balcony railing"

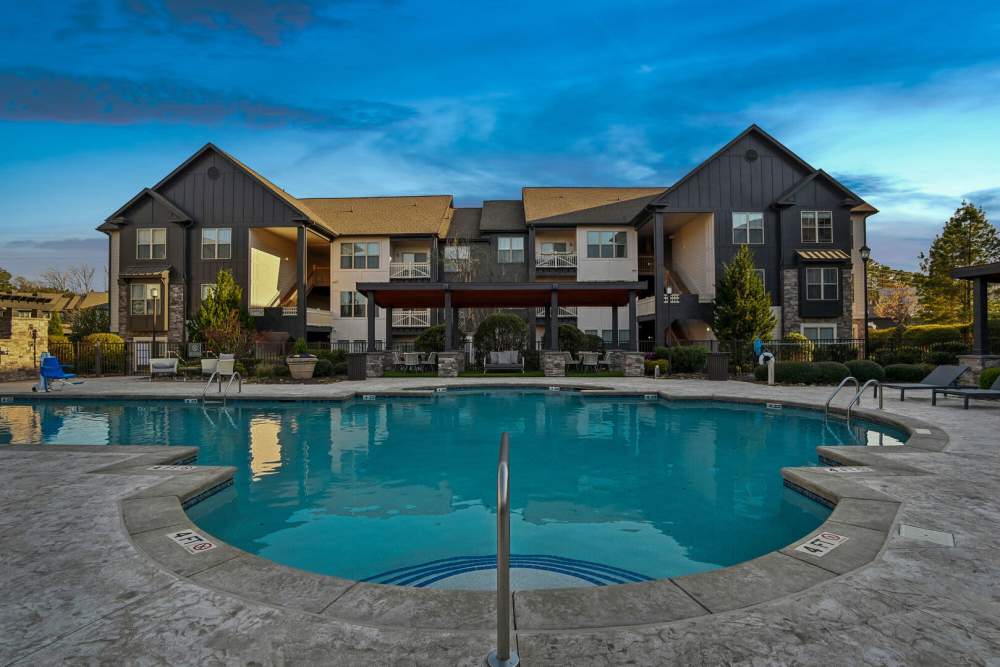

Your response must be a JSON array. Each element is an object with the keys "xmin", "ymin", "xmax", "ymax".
[
  {"xmin": 535, "ymin": 252, "xmax": 577, "ymax": 269},
  {"xmin": 638, "ymin": 255, "xmax": 654, "ymax": 274},
  {"xmin": 392, "ymin": 309, "xmax": 431, "ymax": 328},
  {"xmin": 534, "ymin": 306, "xmax": 578, "ymax": 318},
  {"xmin": 307, "ymin": 308, "xmax": 333, "ymax": 328},
  {"xmin": 389, "ymin": 262, "xmax": 431, "ymax": 280}
]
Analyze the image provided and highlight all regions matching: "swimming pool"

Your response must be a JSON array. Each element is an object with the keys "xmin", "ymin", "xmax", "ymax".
[{"xmin": 0, "ymin": 391, "xmax": 906, "ymax": 589}]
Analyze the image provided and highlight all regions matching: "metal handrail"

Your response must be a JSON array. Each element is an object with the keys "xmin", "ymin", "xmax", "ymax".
[
  {"xmin": 201, "ymin": 370, "xmax": 242, "ymax": 405},
  {"xmin": 486, "ymin": 432, "xmax": 518, "ymax": 667},
  {"xmin": 847, "ymin": 379, "xmax": 882, "ymax": 421},
  {"xmin": 825, "ymin": 376, "xmax": 859, "ymax": 415}
]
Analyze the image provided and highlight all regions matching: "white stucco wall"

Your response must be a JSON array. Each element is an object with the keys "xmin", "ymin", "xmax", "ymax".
[
  {"xmin": 330, "ymin": 236, "xmax": 388, "ymax": 343},
  {"xmin": 851, "ymin": 213, "xmax": 866, "ymax": 324},
  {"xmin": 249, "ymin": 229, "xmax": 297, "ymax": 307},
  {"xmin": 109, "ymin": 232, "xmax": 119, "ymax": 332},
  {"xmin": 575, "ymin": 226, "xmax": 638, "ymax": 335},
  {"xmin": 672, "ymin": 213, "xmax": 715, "ymax": 299}
]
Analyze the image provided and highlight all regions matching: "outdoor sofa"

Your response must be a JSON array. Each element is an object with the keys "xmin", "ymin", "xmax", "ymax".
[
  {"xmin": 932, "ymin": 372, "xmax": 1000, "ymax": 409},
  {"xmin": 484, "ymin": 351, "xmax": 525, "ymax": 374},
  {"xmin": 882, "ymin": 364, "xmax": 969, "ymax": 401}
]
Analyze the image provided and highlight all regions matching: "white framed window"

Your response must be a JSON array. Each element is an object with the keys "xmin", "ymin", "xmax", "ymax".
[
  {"xmin": 732, "ymin": 213, "xmax": 764, "ymax": 244},
  {"xmin": 339, "ymin": 291, "xmax": 367, "ymax": 318},
  {"xmin": 136, "ymin": 228, "xmax": 166, "ymax": 260},
  {"xmin": 586, "ymin": 231, "xmax": 627, "ymax": 258},
  {"xmin": 498, "ymin": 237, "xmax": 524, "ymax": 263},
  {"xmin": 200, "ymin": 283, "xmax": 216, "ymax": 301},
  {"xmin": 129, "ymin": 283, "xmax": 160, "ymax": 315},
  {"xmin": 443, "ymin": 244, "xmax": 470, "ymax": 271},
  {"xmin": 801, "ymin": 323, "xmax": 837, "ymax": 341},
  {"xmin": 201, "ymin": 228, "xmax": 232, "ymax": 259},
  {"xmin": 805, "ymin": 267, "xmax": 839, "ymax": 301},
  {"xmin": 801, "ymin": 211, "xmax": 833, "ymax": 243},
  {"xmin": 340, "ymin": 242, "xmax": 380, "ymax": 269}
]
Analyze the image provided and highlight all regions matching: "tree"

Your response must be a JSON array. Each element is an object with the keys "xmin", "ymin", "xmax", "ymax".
[
  {"xmin": 473, "ymin": 312, "xmax": 528, "ymax": 364},
  {"xmin": 188, "ymin": 270, "xmax": 254, "ymax": 353},
  {"xmin": 712, "ymin": 245, "xmax": 776, "ymax": 341},
  {"xmin": 917, "ymin": 202, "xmax": 1000, "ymax": 322},
  {"xmin": 414, "ymin": 324, "xmax": 446, "ymax": 353},
  {"xmin": 39, "ymin": 265, "xmax": 97, "ymax": 294},
  {"xmin": 0, "ymin": 267, "xmax": 12, "ymax": 292},
  {"xmin": 69, "ymin": 306, "xmax": 110, "ymax": 342},
  {"xmin": 48, "ymin": 311, "xmax": 64, "ymax": 337}
]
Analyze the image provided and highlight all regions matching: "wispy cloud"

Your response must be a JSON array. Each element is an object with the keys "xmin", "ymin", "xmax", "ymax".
[
  {"xmin": 0, "ymin": 237, "xmax": 108, "ymax": 285},
  {"xmin": 963, "ymin": 187, "xmax": 1000, "ymax": 218},
  {"xmin": 0, "ymin": 68, "xmax": 415, "ymax": 129}
]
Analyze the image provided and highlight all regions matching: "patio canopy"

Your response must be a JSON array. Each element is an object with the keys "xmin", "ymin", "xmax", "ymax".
[
  {"xmin": 354, "ymin": 281, "xmax": 647, "ymax": 351},
  {"xmin": 952, "ymin": 262, "xmax": 1000, "ymax": 356}
]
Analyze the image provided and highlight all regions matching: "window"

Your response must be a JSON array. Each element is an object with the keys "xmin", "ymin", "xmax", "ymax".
[
  {"xmin": 201, "ymin": 228, "xmax": 232, "ymax": 259},
  {"xmin": 586, "ymin": 231, "xmax": 627, "ymax": 258},
  {"xmin": 443, "ymin": 243, "xmax": 470, "ymax": 272},
  {"xmin": 805, "ymin": 267, "xmax": 839, "ymax": 301},
  {"xmin": 801, "ymin": 211, "xmax": 833, "ymax": 243},
  {"xmin": 498, "ymin": 237, "xmax": 524, "ymax": 263},
  {"xmin": 14, "ymin": 309, "xmax": 32, "ymax": 318},
  {"xmin": 802, "ymin": 324, "xmax": 837, "ymax": 341},
  {"xmin": 399, "ymin": 251, "xmax": 428, "ymax": 264},
  {"xmin": 339, "ymin": 291, "xmax": 367, "ymax": 318},
  {"xmin": 340, "ymin": 242, "xmax": 380, "ymax": 269},
  {"xmin": 732, "ymin": 213, "xmax": 764, "ymax": 244},
  {"xmin": 540, "ymin": 241, "xmax": 568, "ymax": 254},
  {"xmin": 755, "ymin": 269, "xmax": 766, "ymax": 289},
  {"xmin": 200, "ymin": 284, "xmax": 216, "ymax": 301},
  {"xmin": 137, "ymin": 228, "xmax": 166, "ymax": 259},
  {"xmin": 129, "ymin": 283, "xmax": 160, "ymax": 315}
]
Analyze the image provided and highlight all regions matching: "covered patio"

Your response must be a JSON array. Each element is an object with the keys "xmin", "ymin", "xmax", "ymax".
[{"xmin": 953, "ymin": 262, "xmax": 1000, "ymax": 382}]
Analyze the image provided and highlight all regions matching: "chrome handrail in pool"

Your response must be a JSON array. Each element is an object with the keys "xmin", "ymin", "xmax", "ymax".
[
  {"xmin": 825, "ymin": 376, "xmax": 859, "ymax": 416},
  {"xmin": 486, "ymin": 432, "xmax": 518, "ymax": 667},
  {"xmin": 847, "ymin": 379, "xmax": 883, "ymax": 421}
]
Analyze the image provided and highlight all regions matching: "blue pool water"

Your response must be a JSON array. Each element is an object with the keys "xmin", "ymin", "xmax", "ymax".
[{"xmin": 0, "ymin": 391, "xmax": 905, "ymax": 587}]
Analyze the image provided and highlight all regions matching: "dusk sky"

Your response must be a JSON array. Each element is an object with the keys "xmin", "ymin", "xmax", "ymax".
[{"xmin": 1, "ymin": 0, "xmax": 998, "ymax": 285}]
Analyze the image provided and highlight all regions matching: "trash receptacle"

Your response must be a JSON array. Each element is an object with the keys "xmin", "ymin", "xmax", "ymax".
[
  {"xmin": 706, "ymin": 352, "xmax": 730, "ymax": 381},
  {"xmin": 346, "ymin": 353, "xmax": 367, "ymax": 381}
]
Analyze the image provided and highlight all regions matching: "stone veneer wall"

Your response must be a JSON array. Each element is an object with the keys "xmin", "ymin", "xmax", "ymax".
[
  {"xmin": 436, "ymin": 352, "xmax": 465, "ymax": 377},
  {"xmin": 620, "ymin": 352, "xmax": 645, "ymax": 377},
  {"xmin": 117, "ymin": 282, "xmax": 186, "ymax": 343},
  {"xmin": 541, "ymin": 351, "xmax": 566, "ymax": 377},
  {"xmin": 0, "ymin": 315, "xmax": 48, "ymax": 375},
  {"xmin": 781, "ymin": 268, "xmax": 854, "ymax": 337}
]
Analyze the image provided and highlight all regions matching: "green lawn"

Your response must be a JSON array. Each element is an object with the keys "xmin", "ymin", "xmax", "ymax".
[
  {"xmin": 382, "ymin": 371, "xmax": 437, "ymax": 378},
  {"xmin": 566, "ymin": 370, "xmax": 625, "ymax": 377},
  {"xmin": 458, "ymin": 370, "xmax": 546, "ymax": 377}
]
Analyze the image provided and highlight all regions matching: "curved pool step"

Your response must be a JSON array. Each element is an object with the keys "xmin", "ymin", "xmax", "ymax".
[{"xmin": 363, "ymin": 554, "xmax": 652, "ymax": 588}]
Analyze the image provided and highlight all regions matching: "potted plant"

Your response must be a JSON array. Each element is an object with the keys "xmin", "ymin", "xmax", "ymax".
[{"xmin": 286, "ymin": 337, "xmax": 317, "ymax": 379}]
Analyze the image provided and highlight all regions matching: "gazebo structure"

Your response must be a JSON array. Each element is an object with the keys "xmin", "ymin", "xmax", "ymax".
[
  {"xmin": 355, "ymin": 281, "xmax": 648, "ymax": 377},
  {"xmin": 953, "ymin": 262, "xmax": 1000, "ymax": 383}
]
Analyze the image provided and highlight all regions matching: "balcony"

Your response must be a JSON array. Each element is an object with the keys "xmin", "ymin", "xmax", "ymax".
[
  {"xmin": 638, "ymin": 255, "xmax": 654, "ymax": 274},
  {"xmin": 389, "ymin": 262, "xmax": 431, "ymax": 280},
  {"xmin": 392, "ymin": 309, "xmax": 431, "ymax": 328},
  {"xmin": 535, "ymin": 252, "xmax": 577, "ymax": 270},
  {"xmin": 307, "ymin": 308, "xmax": 333, "ymax": 328},
  {"xmin": 534, "ymin": 306, "xmax": 578, "ymax": 318}
]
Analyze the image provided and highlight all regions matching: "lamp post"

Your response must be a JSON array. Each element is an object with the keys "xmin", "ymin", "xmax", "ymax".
[
  {"xmin": 860, "ymin": 245, "xmax": 871, "ymax": 358},
  {"xmin": 150, "ymin": 285, "xmax": 160, "ymax": 360}
]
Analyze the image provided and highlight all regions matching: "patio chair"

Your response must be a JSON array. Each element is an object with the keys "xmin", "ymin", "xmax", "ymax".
[
  {"xmin": 933, "ymin": 372, "xmax": 1000, "ymax": 409},
  {"xmin": 404, "ymin": 352, "xmax": 422, "ymax": 372},
  {"xmin": 597, "ymin": 351, "xmax": 616, "ymax": 371},
  {"xmin": 560, "ymin": 351, "xmax": 577, "ymax": 370},
  {"xmin": 422, "ymin": 352, "xmax": 437, "ymax": 372},
  {"xmin": 579, "ymin": 351, "xmax": 599, "ymax": 373},
  {"xmin": 149, "ymin": 355, "xmax": 178, "ymax": 381},
  {"xmin": 35, "ymin": 354, "xmax": 83, "ymax": 392},
  {"xmin": 484, "ymin": 351, "xmax": 524, "ymax": 374},
  {"xmin": 392, "ymin": 350, "xmax": 406, "ymax": 371},
  {"xmin": 882, "ymin": 365, "xmax": 969, "ymax": 401}
]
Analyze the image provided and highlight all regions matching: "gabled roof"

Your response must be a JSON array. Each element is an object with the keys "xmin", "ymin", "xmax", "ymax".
[
  {"xmin": 298, "ymin": 195, "xmax": 454, "ymax": 237},
  {"xmin": 523, "ymin": 187, "xmax": 664, "ymax": 225},
  {"xmin": 100, "ymin": 188, "xmax": 194, "ymax": 230},
  {"xmin": 479, "ymin": 200, "xmax": 526, "ymax": 232},
  {"xmin": 774, "ymin": 169, "xmax": 876, "ymax": 212},
  {"xmin": 445, "ymin": 207, "xmax": 483, "ymax": 239}
]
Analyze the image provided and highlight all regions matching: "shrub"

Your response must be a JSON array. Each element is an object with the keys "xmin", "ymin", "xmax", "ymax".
[
  {"xmin": 900, "ymin": 324, "xmax": 963, "ymax": 347},
  {"xmin": 414, "ymin": 325, "xmax": 446, "ymax": 353},
  {"xmin": 558, "ymin": 325, "xmax": 588, "ymax": 359},
  {"xmin": 654, "ymin": 346, "xmax": 670, "ymax": 360},
  {"xmin": 69, "ymin": 305, "xmax": 110, "ymax": 342},
  {"xmin": 980, "ymin": 367, "xmax": 1000, "ymax": 390},
  {"xmin": 813, "ymin": 361, "xmax": 852, "ymax": 384},
  {"xmin": 873, "ymin": 345, "xmax": 924, "ymax": 366},
  {"xmin": 291, "ymin": 337, "xmax": 310, "ymax": 356},
  {"xmin": 583, "ymin": 334, "xmax": 605, "ymax": 352},
  {"xmin": 48, "ymin": 312, "xmax": 64, "ymax": 337},
  {"xmin": 884, "ymin": 364, "xmax": 930, "ymax": 382},
  {"xmin": 812, "ymin": 343, "xmax": 859, "ymax": 363},
  {"xmin": 666, "ymin": 345, "xmax": 708, "ymax": 373},
  {"xmin": 473, "ymin": 313, "xmax": 528, "ymax": 364},
  {"xmin": 782, "ymin": 332, "xmax": 814, "ymax": 362},
  {"xmin": 752, "ymin": 361, "xmax": 849, "ymax": 384},
  {"xmin": 83, "ymin": 332, "xmax": 125, "ymax": 347},
  {"xmin": 926, "ymin": 341, "xmax": 968, "ymax": 365},
  {"xmin": 313, "ymin": 359, "xmax": 334, "ymax": 377},
  {"xmin": 316, "ymin": 348, "xmax": 346, "ymax": 364},
  {"xmin": 254, "ymin": 363, "xmax": 276, "ymax": 378},
  {"xmin": 332, "ymin": 362, "xmax": 347, "ymax": 376},
  {"xmin": 845, "ymin": 359, "xmax": 886, "ymax": 383},
  {"xmin": 644, "ymin": 359, "xmax": 669, "ymax": 376},
  {"xmin": 273, "ymin": 363, "xmax": 291, "ymax": 377}
]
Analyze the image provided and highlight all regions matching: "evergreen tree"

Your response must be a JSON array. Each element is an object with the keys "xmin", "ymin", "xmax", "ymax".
[
  {"xmin": 48, "ymin": 311, "xmax": 64, "ymax": 337},
  {"xmin": 0, "ymin": 267, "xmax": 12, "ymax": 292},
  {"xmin": 713, "ymin": 245, "xmax": 776, "ymax": 341},
  {"xmin": 187, "ymin": 270, "xmax": 254, "ymax": 342},
  {"xmin": 917, "ymin": 202, "xmax": 1000, "ymax": 322}
]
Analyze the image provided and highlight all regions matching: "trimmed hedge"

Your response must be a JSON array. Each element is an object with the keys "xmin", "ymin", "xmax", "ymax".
[
  {"xmin": 644, "ymin": 359, "xmax": 669, "ymax": 376},
  {"xmin": 753, "ymin": 361, "xmax": 850, "ymax": 384},
  {"xmin": 899, "ymin": 324, "xmax": 963, "ymax": 347},
  {"xmin": 313, "ymin": 359, "xmax": 334, "ymax": 377},
  {"xmin": 981, "ymin": 367, "xmax": 1000, "ymax": 390},
  {"xmin": 666, "ymin": 345, "xmax": 708, "ymax": 373},
  {"xmin": 316, "ymin": 348, "xmax": 346, "ymax": 364},
  {"xmin": 844, "ymin": 359, "xmax": 886, "ymax": 383},
  {"xmin": 884, "ymin": 363, "xmax": 932, "ymax": 382}
]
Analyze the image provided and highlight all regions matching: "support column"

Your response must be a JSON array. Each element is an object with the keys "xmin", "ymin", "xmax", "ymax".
[
  {"xmin": 431, "ymin": 237, "xmax": 440, "ymax": 282},
  {"xmin": 653, "ymin": 210, "xmax": 666, "ymax": 348},
  {"xmin": 548, "ymin": 287, "xmax": 559, "ymax": 351},
  {"xmin": 527, "ymin": 308, "xmax": 537, "ymax": 351},
  {"xmin": 384, "ymin": 306, "xmax": 393, "ymax": 350},
  {"xmin": 973, "ymin": 277, "xmax": 989, "ymax": 355},
  {"xmin": 611, "ymin": 305, "xmax": 619, "ymax": 349},
  {"xmin": 444, "ymin": 289, "xmax": 454, "ymax": 351},
  {"xmin": 527, "ymin": 227, "xmax": 537, "ymax": 281},
  {"xmin": 628, "ymin": 290, "xmax": 638, "ymax": 352},
  {"xmin": 296, "ymin": 225, "xmax": 307, "ymax": 337},
  {"xmin": 366, "ymin": 291, "xmax": 376, "ymax": 351}
]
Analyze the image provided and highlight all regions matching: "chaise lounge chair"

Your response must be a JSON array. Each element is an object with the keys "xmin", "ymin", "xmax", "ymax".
[
  {"xmin": 932, "ymin": 373, "xmax": 1000, "ymax": 409},
  {"xmin": 34, "ymin": 354, "xmax": 83, "ymax": 392},
  {"xmin": 882, "ymin": 364, "xmax": 969, "ymax": 401},
  {"xmin": 484, "ymin": 351, "xmax": 524, "ymax": 374}
]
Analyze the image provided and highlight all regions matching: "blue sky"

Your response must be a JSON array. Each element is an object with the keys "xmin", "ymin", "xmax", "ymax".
[{"xmin": 1, "ymin": 0, "xmax": 998, "ymax": 284}]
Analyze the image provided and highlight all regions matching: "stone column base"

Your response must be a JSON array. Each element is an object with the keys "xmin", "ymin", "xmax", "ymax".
[
  {"xmin": 437, "ymin": 351, "xmax": 465, "ymax": 378},
  {"xmin": 958, "ymin": 354, "xmax": 1000, "ymax": 387},
  {"xmin": 541, "ymin": 351, "xmax": 566, "ymax": 377},
  {"xmin": 365, "ymin": 352, "xmax": 386, "ymax": 378},
  {"xmin": 620, "ymin": 352, "xmax": 645, "ymax": 377}
]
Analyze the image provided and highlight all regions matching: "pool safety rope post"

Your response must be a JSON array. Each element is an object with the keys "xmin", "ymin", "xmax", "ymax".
[{"xmin": 486, "ymin": 432, "xmax": 519, "ymax": 667}]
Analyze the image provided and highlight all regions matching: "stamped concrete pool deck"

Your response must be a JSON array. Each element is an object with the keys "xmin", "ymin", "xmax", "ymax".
[{"xmin": 2, "ymin": 376, "xmax": 1000, "ymax": 665}]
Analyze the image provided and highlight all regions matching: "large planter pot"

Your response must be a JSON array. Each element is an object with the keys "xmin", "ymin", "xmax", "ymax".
[{"xmin": 286, "ymin": 355, "xmax": 317, "ymax": 380}]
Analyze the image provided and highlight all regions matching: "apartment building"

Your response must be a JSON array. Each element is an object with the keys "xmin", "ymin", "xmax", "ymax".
[{"xmin": 98, "ymin": 125, "xmax": 875, "ymax": 348}]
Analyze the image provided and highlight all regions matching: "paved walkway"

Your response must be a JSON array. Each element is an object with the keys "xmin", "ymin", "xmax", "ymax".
[{"xmin": 2, "ymin": 377, "xmax": 1000, "ymax": 665}]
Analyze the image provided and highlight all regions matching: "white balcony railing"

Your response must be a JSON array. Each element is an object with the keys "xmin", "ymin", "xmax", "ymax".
[
  {"xmin": 392, "ymin": 309, "xmax": 431, "ymax": 328},
  {"xmin": 307, "ymin": 308, "xmax": 333, "ymax": 328},
  {"xmin": 389, "ymin": 262, "xmax": 431, "ymax": 280},
  {"xmin": 535, "ymin": 252, "xmax": 577, "ymax": 269},
  {"xmin": 534, "ymin": 306, "xmax": 578, "ymax": 318},
  {"xmin": 282, "ymin": 306, "xmax": 298, "ymax": 317}
]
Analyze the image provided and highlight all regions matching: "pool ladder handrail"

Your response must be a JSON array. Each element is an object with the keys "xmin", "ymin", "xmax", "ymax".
[
  {"xmin": 847, "ymin": 379, "xmax": 882, "ymax": 421},
  {"xmin": 825, "ymin": 376, "xmax": 859, "ymax": 415},
  {"xmin": 486, "ymin": 432, "xmax": 518, "ymax": 667},
  {"xmin": 201, "ymin": 370, "xmax": 242, "ymax": 405}
]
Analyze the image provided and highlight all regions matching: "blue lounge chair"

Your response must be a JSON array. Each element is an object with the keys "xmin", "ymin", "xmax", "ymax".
[{"xmin": 34, "ymin": 354, "xmax": 83, "ymax": 392}]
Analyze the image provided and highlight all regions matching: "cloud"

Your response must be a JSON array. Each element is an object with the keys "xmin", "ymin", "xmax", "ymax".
[
  {"xmin": 0, "ymin": 68, "xmax": 415, "ymax": 130},
  {"xmin": 833, "ymin": 172, "xmax": 957, "ymax": 209},
  {"xmin": 0, "ymin": 237, "xmax": 109, "ymax": 284},
  {"xmin": 963, "ymin": 187, "xmax": 1000, "ymax": 218}
]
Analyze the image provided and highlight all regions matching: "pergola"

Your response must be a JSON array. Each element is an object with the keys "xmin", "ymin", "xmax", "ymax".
[
  {"xmin": 355, "ymin": 281, "xmax": 648, "ymax": 352},
  {"xmin": 953, "ymin": 262, "xmax": 1000, "ymax": 355}
]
